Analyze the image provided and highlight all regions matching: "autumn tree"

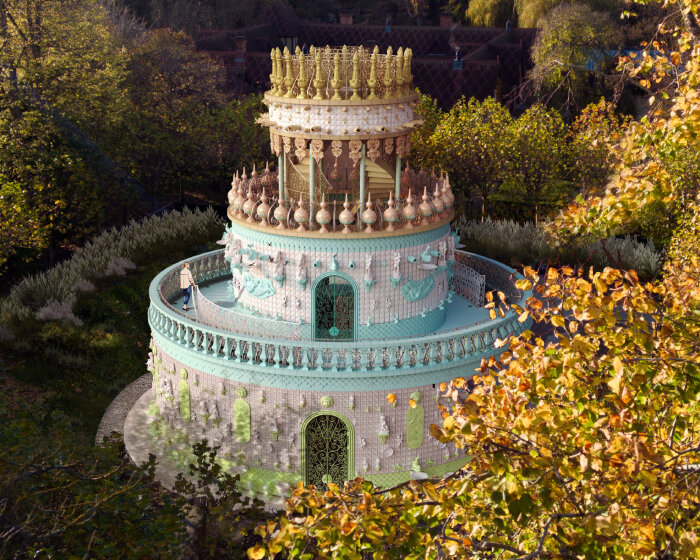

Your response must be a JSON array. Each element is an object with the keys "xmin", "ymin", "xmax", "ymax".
[
  {"xmin": 568, "ymin": 99, "xmax": 631, "ymax": 195},
  {"xmin": 248, "ymin": 2, "xmax": 700, "ymax": 558},
  {"xmin": 529, "ymin": 2, "xmax": 619, "ymax": 117}
]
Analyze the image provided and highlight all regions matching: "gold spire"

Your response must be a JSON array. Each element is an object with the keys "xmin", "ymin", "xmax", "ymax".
[
  {"xmin": 297, "ymin": 51, "xmax": 308, "ymax": 99},
  {"xmin": 283, "ymin": 47, "xmax": 294, "ymax": 97},
  {"xmin": 403, "ymin": 48, "xmax": 413, "ymax": 95},
  {"xmin": 367, "ymin": 46, "xmax": 379, "ymax": 99},
  {"xmin": 341, "ymin": 45, "xmax": 348, "ymax": 85},
  {"xmin": 269, "ymin": 49, "xmax": 277, "ymax": 94},
  {"xmin": 331, "ymin": 52, "xmax": 342, "ymax": 100},
  {"xmin": 349, "ymin": 50, "xmax": 361, "ymax": 100},
  {"xmin": 383, "ymin": 46, "xmax": 393, "ymax": 98},
  {"xmin": 395, "ymin": 47, "xmax": 405, "ymax": 97},
  {"xmin": 313, "ymin": 48, "xmax": 324, "ymax": 100}
]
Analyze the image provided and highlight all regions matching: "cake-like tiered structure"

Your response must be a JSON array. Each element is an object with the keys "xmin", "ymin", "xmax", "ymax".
[{"xmin": 137, "ymin": 46, "xmax": 531, "ymax": 502}]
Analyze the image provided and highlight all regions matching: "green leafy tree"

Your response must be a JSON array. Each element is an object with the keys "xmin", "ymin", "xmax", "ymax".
[
  {"xmin": 499, "ymin": 103, "xmax": 570, "ymax": 223},
  {"xmin": 422, "ymin": 97, "xmax": 513, "ymax": 215},
  {"xmin": 515, "ymin": 0, "xmax": 619, "ymax": 27},
  {"xmin": 467, "ymin": 0, "xmax": 515, "ymax": 27},
  {"xmin": 408, "ymin": 91, "xmax": 443, "ymax": 170},
  {"xmin": 0, "ymin": 404, "xmax": 189, "ymax": 557},
  {"xmin": 0, "ymin": 0, "xmax": 142, "ymax": 271},
  {"xmin": 174, "ymin": 441, "xmax": 267, "ymax": 558}
]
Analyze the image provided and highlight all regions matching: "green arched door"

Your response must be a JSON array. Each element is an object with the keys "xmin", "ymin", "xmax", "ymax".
[
  {"xmin": 304, "ymin": 414, "xmax": 350, "ymax": 489},
  {"xmin": 314, "ymin": 275, "xmax": 355, "ymax": 340}
]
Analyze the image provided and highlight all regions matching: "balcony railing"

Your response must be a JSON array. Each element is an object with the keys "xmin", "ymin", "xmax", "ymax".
[{"xmin": 150, "ymin": 249, "xmax": 531, "ymax": 373}]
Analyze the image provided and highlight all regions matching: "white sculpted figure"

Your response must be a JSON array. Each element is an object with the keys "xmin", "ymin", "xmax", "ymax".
[
  {"xmin": 296, "ymin": 255, "xmax": 307, "ymax": 282},
  {"xmin": 391, "ymin": 251, "xmax": 401, "ymax": 279},
  {"xmin": 273, "ymin": 251, "xmax": 284, "ymax": 278},
  {"xmin": 438, "ymin": 241, "xmax": 447, "ymax": 267},
  {"xmin": 364, "ymin": 254, "xmax": 374, "ymax": 283}
]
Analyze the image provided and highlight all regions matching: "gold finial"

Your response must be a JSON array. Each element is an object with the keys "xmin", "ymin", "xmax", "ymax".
[
  {"xmin": 309, "ymin": 45, "xmax": 315, "ymax": 56},
  {"xmin": 403, "ymin": 48, "xmax": 413, "ymax": 95},
  {"xmin": 367, "ymin": 48, "xmax": 378, "ymax": 99},
  {"xmin": 331, "ymin": 52, "xmax": 342, "ymax": 100},
  {"xmin": 276, "ymin": 48, "xmax": 284, "ymax": 94},
  {"xmin": 313, "ymin": 48, "xmax": 325, "ymax": 99},
  {"xmin": 383, "ymin": 46, "xmax": 393, "ymax": 98},
  {"xmin": 395, "ymin": 47, "xmax": 405, "ymax": 97},
  {"xmin": 295, "ymin": 45, "xmax": 301, "ymax": 55},
  {"xmin": 269, "ymin": 49, "xmax": 277, "ymax": 94},
  {"xmin": 283, "ymin": 47, "xmax": 294, "ymax": 98},
  {"xmin": 341, "ymin": 45, "xmax": 348, "ymax": 84},
  {"xmin": 297, "ymin": 51, "xmax": 308, "ymax": 99},
  {"xmin": 349, "ymin": 50, "xmax": 361, "ymax": 100}
]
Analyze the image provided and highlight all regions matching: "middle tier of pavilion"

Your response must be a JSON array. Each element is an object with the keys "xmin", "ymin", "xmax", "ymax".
[{"xmin": 226, "ymin": 164, "xmax": 454, "ymax": 236}]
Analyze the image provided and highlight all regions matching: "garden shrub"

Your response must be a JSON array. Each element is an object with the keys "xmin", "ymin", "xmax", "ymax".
[
  {"xmin": 456, "ymin": 216, "xmax": 661, "ymax": 278},
  {"xmin": 0, "ymin": 207, "xmax": 224, "ymax": 328}
]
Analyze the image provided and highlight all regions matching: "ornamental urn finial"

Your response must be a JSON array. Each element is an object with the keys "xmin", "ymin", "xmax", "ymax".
[
  {"xmin": 432, "ymin": 182, "xmax": 445, "ymax": 217},
  {"xmin": 419, "ymin": 186, "xmax": 433, "ymax": 226},
  {"xmin": 402, "ymin": 189, "xmax": 416, "ymax": 227},
  {"xmin": 294, "ymin": 197, "xmax": 309, "ymax": 232},
  {"xmin": 274, "ymin": 199, "xmax": 288, "ymax": 229},
  {"xmin": 383, "ymin": 190, "xmax": 398, "ymax": 231},
  {"xmin": 243, "ymin": 188, "xmax": 257, "ymax": 223},
  {"xmin": 316, "ymin": 194, "xmax": 331, "ymax": 233},
  {"xmin": 257, "ymin": 188, "xmax": 271, "ymax": 226},
  {"xmin": 361, "ymin": 192, "xmax": 377, "ymax": 232},
  {"xmin": 339, "ymin": 193, "xmax": 355, "ymax": 234}
]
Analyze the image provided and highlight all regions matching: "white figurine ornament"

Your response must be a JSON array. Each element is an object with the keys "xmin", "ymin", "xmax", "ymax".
[{"xmin": 391, "ymin": 251, "xmax": 401, "ymax": 279}]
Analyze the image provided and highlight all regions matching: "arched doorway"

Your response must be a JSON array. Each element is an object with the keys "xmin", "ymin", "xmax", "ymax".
[
  {"xmin": 312, "ymin": 274, "xmax": 356, "ymax": 340},
  {"xmin": 301, "ymin": 412, "xmax": 354, "ymax": 489}
]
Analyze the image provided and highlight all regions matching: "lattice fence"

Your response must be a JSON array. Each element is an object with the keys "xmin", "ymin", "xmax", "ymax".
[{"xmin": 450, "ymin": 262, "xmax": 486, "ymax": 307}]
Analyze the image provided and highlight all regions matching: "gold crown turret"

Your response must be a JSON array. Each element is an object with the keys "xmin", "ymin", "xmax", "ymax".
[{"xmin": 266, "ymin": 45, "xmax": 413, "ymax": 101}]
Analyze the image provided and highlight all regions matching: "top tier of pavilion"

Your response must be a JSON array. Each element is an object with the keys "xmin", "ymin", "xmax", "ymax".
[{"xmin": 228, "ymin": 44, "xmax": 453, "ymax": 238}]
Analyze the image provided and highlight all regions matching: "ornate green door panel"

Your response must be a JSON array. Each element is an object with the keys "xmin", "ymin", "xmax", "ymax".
[
  {"xmin": 314, "ymin": 276, "xmax": 355, "ymax": 340},
  {"xmin": 304, "ymin": 414, "xmax": 349, "ymax": 489}
]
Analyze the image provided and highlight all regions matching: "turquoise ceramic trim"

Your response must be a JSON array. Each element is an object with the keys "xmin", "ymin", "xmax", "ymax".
[
  {"xmin": 273, "ymin": 275, "xmax": 285, "ymax": 287},
  {"xmin": 329, "ymin": 253, "xmax": 339, "ymax": 271},
  {"xmin": 401, "ymin": 275, "xmax": 435, "ymax": 302},
  {"xmin": 356, "ymin": 305, "xmax": 445, "ymax": 339},
  {"xmin": 390, "ymin": 276, "xmax": 402, "ymax": 289},
  {"xmin": 423, "ymin": 455, "xmax": 472, "ymax": 477},
  {"xmin": 147, "ymin": 248, "xmax": 534, "ymax": 392},
  {"xmin": 296, "ymin": 278, "xmax": 308, "ymax": 290},
  {"xmin": 229, "ymin": 221, "xmax": 450, "ymax": 253},
  {"xmin": 151, "ymin": 329, "xmax": 506, "ymax": 392},
  {"xmin": 243, "ymin": 272, "xmax": 275, "ymax": 298},
  {"xmin": 363, "ymin": 471, "xmax": 410, "ymax": 487},
  {"xmin": 300, "ymin": 411, "xmax": 354, "ymax": 486},
  {"xmin": 363, "ymin": 278, "xmax": 376, "ymax": 292},
  {"xmin": 311, "ymin": 271, "xmax": 359, "ymax": 340}
]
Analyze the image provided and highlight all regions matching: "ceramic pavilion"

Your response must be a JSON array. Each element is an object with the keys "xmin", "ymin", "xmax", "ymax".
[{"xmin": 135, "ymin": 45, "xmax": 530, "ymax": 501}]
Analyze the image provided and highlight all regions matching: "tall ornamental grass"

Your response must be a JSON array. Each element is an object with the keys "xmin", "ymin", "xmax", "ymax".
[{"xmin": 1, "ymin": 207, "xmax": 224, "ymax": 327}]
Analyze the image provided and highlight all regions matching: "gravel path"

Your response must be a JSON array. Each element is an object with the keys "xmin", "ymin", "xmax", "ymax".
[{"xmin": 95, "ymin": 374, "xmax": 152, "ymax": 445}]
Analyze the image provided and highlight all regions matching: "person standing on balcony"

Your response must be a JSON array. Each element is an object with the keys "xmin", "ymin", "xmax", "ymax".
[{"xmin": 180, "ymin": 262, "xmax": 196, "ymax": 311}]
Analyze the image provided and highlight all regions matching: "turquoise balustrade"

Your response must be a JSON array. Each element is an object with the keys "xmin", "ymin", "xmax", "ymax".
[{"xmin": 149, "ymin": 249, "xmax": 533, "ymax": 378}]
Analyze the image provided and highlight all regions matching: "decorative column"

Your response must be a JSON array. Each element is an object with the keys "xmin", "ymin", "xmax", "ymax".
[
  {"xmin": 359, "ymin": 142, "xmax": 366, "ymax": 213},
  {"xmin": 395, "ymin": 154, "xmax": 401, "ymax": 201},
  {"xmin": 309, "ymin": 141, "xmax": 315, "ymax": 227},
  {"xmin": 278, "ymin": 147, "xmax": 285, "ymax": 202}
]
